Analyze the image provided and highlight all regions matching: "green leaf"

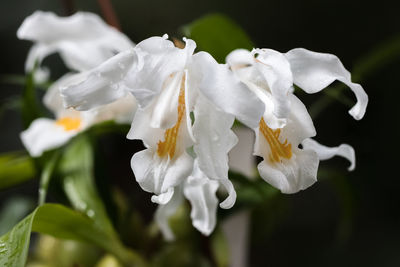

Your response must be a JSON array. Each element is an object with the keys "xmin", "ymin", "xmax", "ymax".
[
  {"xmin": 0, "ymin": 152, "xmax": 36, "ymax": 190},
  {"xmin": 21, "ymin": 70, "xmax": 43, "ymax": 128},
  {"xmin": 0, "ymin": 204, "xmax": 146, "ymax": 267},
  {"xmin": 182, "ymin": 13, "xmax": 253, "ymax": 63},
  {"xmin": 0, "ymin": 74, "xmax": 51, "ymax": 90},
  {"xmin": 228, "ymin": 171, "xmax": 279, "ymax": 208},
  {"xmin": 210, "ymin": 227, "xmax": 229, "ymax": 267},
  {"xmin": 58, "ymin": 135, "xmax": 115, "ymax": 235},
  {"xmin": 0, "ymin": 210, "xmax": 35, "ymax": 267},
  {"xmin": 38, "ymin": 151, "xmax": 60, "ymax": 205},
  {"xmin": 0, "ymin": 197, "xmax": 35, "ymax": 236}
]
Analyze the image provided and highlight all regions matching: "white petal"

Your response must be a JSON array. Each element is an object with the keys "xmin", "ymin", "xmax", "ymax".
[
  {"xmin": 226, "ymin": 49, "xmax": 254, "ymax": 67},
  {"xmin": 280, "ymin": 93, "xmax": 316, "ymax": 145},
  {"xmin": 43, "ymin": 73, "xmax": 89, "ymax": 115},
  {"xmin": 190, "ymin": 51, "xmax": 264, "ymax": 128},
  {"xmin": 184, "ymin": 162, "xmax": 219, "ymax": 235},
  {"xmin": 61, "ymin": 50, "xmax": 136, "ymax": 111},
  {"xmin": 126, "ymin": 106, "xmax": 165, "ymax": 147},
  {"xmin": 85, "ymin": 93, "xmax": 137, "ymax": 125},
  {"xmin": 229, "ymin": 127, "xmax": 256, "ymax": 178},
  {"xmin": 20, "ymin": 118, "xmax": 79, "ymax": 157},
  {"xmin": 285, "ymin": 48, "xmax": 368, "ymax": 120},
  {"xmin": 18, "ymin": 11, "xmax": 134, "ymax": 72},
  {"xmin": 192, "ymin": 95, "xmax": 237, "ymax": 208},
  {"xmin": 253, "ymin": 93, "xmax": 315, "ymax": 160},
  {"xmin": 151, "ymin": 187, "xmax": 175, "ymax": 205},
  {"xmin": 257, "ymin": 148, "xmax": 319, "ymax": 194},
  {"xmin": 130, "ymin": 149, "xmax": 193, "ymax": 202},
  {"xmin": 125, "ymin": 36, "xmax": 195, "ymax": 107},
  {"xmin": 302, "ymin": 138, "xmax": 355, "ymax": 171},
  {"xmin": 253, "ymin": 48, "xmax": 293, "ymax": 119},
  {"xmin": 24, "ymin": 43, "xmax": 54, "ymax": 81},
  {"xmin": 155, "ymin": 187, "xmax": 184, "ymax": 241},
  {"xmin": 149, "ymin": 71, "xmax": 183, "ymax": 129}
]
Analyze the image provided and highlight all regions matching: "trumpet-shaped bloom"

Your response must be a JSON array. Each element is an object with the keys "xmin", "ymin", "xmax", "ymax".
[
  {"xmin": 61, "ymin": 35, "xmax": 264, "ymax": 236},
  {"xmin": 227, "ymin": 48, "xmax": 363, "ymax": 193},
  {"xmin": 17, "ymin": 11, "xmax": 134, "ymax": 80},
  {"xmin": 21, "ymin": 75, "xmax": 136, "ymax": 157}
]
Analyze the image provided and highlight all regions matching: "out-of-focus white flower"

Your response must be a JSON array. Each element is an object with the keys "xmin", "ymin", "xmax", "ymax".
[
  {"xmin": 17, "ymin": 11, "xmax": 134, "ymax": 81},
  {"xmin": 226, "ymin": 48, "xmax": 364, "ymax": 193},
  {"xmin": 20, "ymin": 75, "xmax": 136, "ymax": 157},
  {"xmin": 18, "ymin": 11, "xmax": 137, "ymax": 157},
  {"xmin": 61, "ymin": 35, "xmax": 264, "ymax": 237}
]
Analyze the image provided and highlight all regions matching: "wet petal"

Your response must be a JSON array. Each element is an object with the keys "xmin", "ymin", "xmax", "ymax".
[
  {"xmin": 61, "ymin": 50, "xmax": 136, "ymax": 111},
  {"xmin": 190, "ymin": 51, "xmax": 264, "ymax": 128},
  {"xmin": 130, "ymin": 149, "xmax": 193, "ymax": 203},
  {"xmin": 257, "ymin": 148, "xmax": 319, "ymax": 194},
  {"xmin": 184, "ymin": 161, "xmax": 219, "ymax": 235},
  {"xmin": 125, "ymin": 36, "xmax": 195, "ymax": 107},
  {"xmin": 253, "ymin": 49, "xmax": 293, "ymax": 119},
  {"xmin": 192, "ymin": 95, "xmax": 237, "ymax": 208}
]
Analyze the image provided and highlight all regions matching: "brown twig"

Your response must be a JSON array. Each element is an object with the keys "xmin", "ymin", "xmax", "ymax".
[{"xmin": 97, "ymin": 0, "xmax": 121, "ymax": 31}]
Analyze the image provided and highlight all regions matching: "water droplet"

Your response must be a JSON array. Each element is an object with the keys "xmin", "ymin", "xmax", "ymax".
[
  {"xmin": 86, "ymin": 209, "xmax": 95, "ymax": 218},
  {"xmin": 0, "ymin": 242, "xmax": 7, "ymax": 254},
  {"xmin": 118, "ymin": 62, "xmax": 125, "ymax": 69}
]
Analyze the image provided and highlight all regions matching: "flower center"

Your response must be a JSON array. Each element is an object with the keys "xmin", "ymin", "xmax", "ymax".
[
  {"xmin": 55, "ymin": 117, "xmax": 81, "ymax": 131},
  {"xmin": 157, "ymin": 75, "xmax": 186, "ymax": 159},
  {"xmin": 259, "ymin": 118, "xmax": 292, "ymax": 163}
]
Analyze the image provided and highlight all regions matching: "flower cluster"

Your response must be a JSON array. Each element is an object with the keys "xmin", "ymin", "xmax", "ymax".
[{"xmin": 19, "ymin": 11, "xmax": 368, "ymax": 239}]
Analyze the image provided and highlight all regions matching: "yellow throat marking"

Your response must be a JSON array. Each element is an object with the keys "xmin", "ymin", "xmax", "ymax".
[
  {"xmin": 259, "ymin": 118, "xmax": 292, "ymax": 163},
  {"xmin": 157, "ymin": 76, "xmax": 186, "ymax": 159},
  {"xmin": 55, "ymin": 117, "xmax": 81, "ymax": 131}
]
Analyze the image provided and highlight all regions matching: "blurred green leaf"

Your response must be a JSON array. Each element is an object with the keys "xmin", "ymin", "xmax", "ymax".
[
  {"xmin": 0, "ymin": 204, "xmax": 146, "ymax": 267},
  {"xmin": 0, "ymin": 197, "xmax": 35, "ymax": 236},
  {"xmin": 182, "ymin": 13, "xmax": 253, "ymax": 63},
  {"xmin": 0, "ymin": 95, "xmax": 21, "ymax": 120},
  {"xmin": 0, "ymin": 74, "xmax": 51, "ymax": 90},
  {"xmin": 210, "ymin": 227, "xmax": 229, "ymax": 267},
  {"xmin": 58, "ymin": 135, "xmax": 115, "ymax": 235},
  {"xmin": 56, "ymin": 135, "xmax": 147, "ymax": 266},
  {"xmin": 33, "ymin": 234, "xmax": 101, "ymax": 267},
  {"xmin": 21, "ymin": 70, "xmax": 43, "ymax": 128},
  {"xmin": 318, "ymin": 168, "xmax": 355, "ymax": 245},
  {"xmin": 228, "ymin": 171, "xmax": 279, "ymax": 209},
  {"xmin": 0, "ymin": 152, "xmax": 36, "ymax": 190},
  {"xmin": 38, "ymin": 151, "xmax": 60, "ymax": 205}
]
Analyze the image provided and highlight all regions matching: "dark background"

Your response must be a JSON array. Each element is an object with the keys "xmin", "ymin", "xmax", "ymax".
[{"xmin": 0, "ymin": 0, "xmax": 399, "ymax": 266}]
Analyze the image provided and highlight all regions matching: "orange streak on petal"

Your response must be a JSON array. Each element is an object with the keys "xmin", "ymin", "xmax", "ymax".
[
  {"xmin": 259, "ymin": 118, "xmax": 292, "ymax": 163},
  {"xmin": 157, "ymin": 75, "xmax": 186, "ymax": 159}
]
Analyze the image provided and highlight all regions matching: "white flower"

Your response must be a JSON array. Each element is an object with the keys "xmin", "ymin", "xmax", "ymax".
[
  {"xmin": 17, "ymin": 11, "xmax": 134, "ymax": 81},
  {"xmin": 20, "ymin": 75, "xmax": 136, "ymax": 157},
  {"xmin": 226, "ymin": 48, "xmax": 365, "ymax": 193},
  {"xmin": 61, "ymin": 35, "xmax": 264, "ymax": 237}
]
